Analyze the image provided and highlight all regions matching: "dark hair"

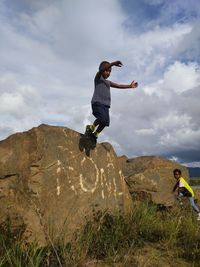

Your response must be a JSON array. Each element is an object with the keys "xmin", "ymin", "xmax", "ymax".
[
  {"xmin": 173, "ymin": 168, "xmax": 182, "ymax": 174},
  {"xmin": 99, "ymin": 61, "xmax": 110, "ymax": 71}
]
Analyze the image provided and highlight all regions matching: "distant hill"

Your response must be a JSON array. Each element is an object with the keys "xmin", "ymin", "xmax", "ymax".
[{"xmin": 188, "ymin": 167, "xmax": 200, "ymax": 178}]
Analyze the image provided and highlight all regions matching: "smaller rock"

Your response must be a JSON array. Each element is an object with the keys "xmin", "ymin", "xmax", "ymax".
[{"xmin": 119, "ymin": 156, "xmax": 189, "ymax": 207}]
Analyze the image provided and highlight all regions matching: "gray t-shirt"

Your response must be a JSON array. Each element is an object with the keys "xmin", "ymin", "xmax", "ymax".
[{"xmin": 91, "ymin": 74, "xmax": 111, "ymax": 107}]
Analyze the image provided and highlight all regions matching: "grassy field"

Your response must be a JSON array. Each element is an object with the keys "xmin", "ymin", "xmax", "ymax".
[{"xmin": 0, "ymin": 202, "xmax": 200, "ymax": 267}]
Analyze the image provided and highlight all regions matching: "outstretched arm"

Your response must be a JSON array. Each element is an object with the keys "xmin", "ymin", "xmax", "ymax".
[
  {"xmin": 96, "ymin": 60, "xmax": 123, "ymax": 79},
  {"xmin": 98, "ymin": 60, "xmax": 122, "ymax": 74},
  {"xmin": 102, "ymin": 60, "xmax": 122, "ymax": 71},
  {"xmin": 110, "ymin": 80, "xmax": 138, "ymax": 89}
]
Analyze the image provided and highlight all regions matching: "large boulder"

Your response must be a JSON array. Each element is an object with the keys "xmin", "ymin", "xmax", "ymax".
[
  {"xmin": 0, "ymin": 124, "xmax": 132, "ymax": 244},
  {"xmin": 119, "ymin": 156, "xmax": 189, "ymax": 206}
]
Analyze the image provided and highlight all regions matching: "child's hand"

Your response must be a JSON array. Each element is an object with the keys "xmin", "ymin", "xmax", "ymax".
[
  {"xmin": 130, "ymin": 81, "xmax": 138, "ymax": 88},
  {"xmin": 113, "ymin": 61, "xmax": 123, "ymax": 67}
]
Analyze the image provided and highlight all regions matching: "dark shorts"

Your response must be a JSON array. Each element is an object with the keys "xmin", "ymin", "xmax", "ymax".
[{"xmin": 92, "ymin": 102, "xmax": 110, "ymax": 126}]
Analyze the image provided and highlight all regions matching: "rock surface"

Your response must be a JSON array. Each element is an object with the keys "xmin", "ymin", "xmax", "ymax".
[
  {"xmin": 119, "ymin": 155, "xmax": 189, "ymax": 206},
  {"xmin": 0, "ymin": 124, "xmax": 132, "ymax": 244}
]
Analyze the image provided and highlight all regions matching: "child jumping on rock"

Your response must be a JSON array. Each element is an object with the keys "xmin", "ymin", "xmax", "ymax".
[
  {"xmin": 172, "ymin": 168, "xmax": 200, "ymax": 220},
  {"xmin": 85, "ymin": 60, "xmax": 138, "ymax": 144}
]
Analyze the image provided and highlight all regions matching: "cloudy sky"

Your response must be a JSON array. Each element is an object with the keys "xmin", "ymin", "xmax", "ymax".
[{"xmin": 0, "ymin": 0, "xmax": 200, "ymax": 166}]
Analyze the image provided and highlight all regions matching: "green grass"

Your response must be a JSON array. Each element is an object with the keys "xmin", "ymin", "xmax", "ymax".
[
  {"xmin": 0, "ymin": 202, "xmax": 200, "ymax": 266},
  {"xmin": 190, "ymin": 178, "xmax": 200, "ymax": 186}
]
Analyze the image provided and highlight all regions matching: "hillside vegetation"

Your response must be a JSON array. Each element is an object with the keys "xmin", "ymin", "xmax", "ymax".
[
  {"xmin": 0, "ymin": 202, "xmax": 199, "ymax": 267},
  {"xmin": 190, "ymin": 178, "xmax": 200, "ymax": 186}
]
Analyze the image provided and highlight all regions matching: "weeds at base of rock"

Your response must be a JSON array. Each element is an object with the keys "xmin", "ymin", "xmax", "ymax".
[{"xmin": 0, "ymin": 202, "xmax": 200, "ymax": 266}]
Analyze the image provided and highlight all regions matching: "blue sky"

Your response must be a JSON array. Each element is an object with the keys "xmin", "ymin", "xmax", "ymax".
[{"xmin": 0, "ymin": 0, "xmax": 200, "ymax": 166}]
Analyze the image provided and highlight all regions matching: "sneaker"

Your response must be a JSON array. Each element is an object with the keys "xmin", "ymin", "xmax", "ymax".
[
  {"xmin": 197, "ymin": 213, "xmax": 200, "ymax": 221},
  {"xmin": 85, "ymin": 125, "xmax": 93, "ymax": 136},
  {"xmin": 90, "ymin": 132, "xmax": 97, "ymax": 145}
]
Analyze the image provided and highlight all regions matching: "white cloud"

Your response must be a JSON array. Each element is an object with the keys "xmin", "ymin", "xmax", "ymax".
[
  {"xmin": 169, "ymin": 156, "xmax": 179, "ymax": 162},
  {"xmin": 154, "ymin": 112, "xmax": 200, "ymax": 151},
  {"xmin": 163, "ymin": 61, "xmax": 200, "ymax": 94},
  {"xmin": 159, "ymin": 128, "xmax": 200, "ymax": 152},
  {"xmin": 153, "ymin": 112, "xmax": 193, "ymax": 133},
  {"xmin": 185, "ymin": 162, "xmax": 200, "ymax": 168},
  {"xmin": 0, "ymin": 0, "xmax": 200, "ymax": 166},
  {"xmin": 135, "ymin": 128, "xmax": 156, "ymax": 136},
  {"xmin": 0, "ymin": 71, "xmax": 42, "ymax": 138},
  {"xmin": 177, "ymin": 19, "xmax": 200, "ymax": 59},
  {"xmin": 16, "ymin": 0, "xmax": 125, "ymax": 63},
  {"xmin": 0, "ymin": 92, "xmax": 25, "ymax": 114},
  {"xmin": 143, "ymin": 61, "xmax": 200, "ymax": 97}
]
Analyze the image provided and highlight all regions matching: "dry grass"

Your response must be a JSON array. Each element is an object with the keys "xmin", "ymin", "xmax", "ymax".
[{"xmin": 0, "ymin": 202, "xmax": 200, "ymax": 266}]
